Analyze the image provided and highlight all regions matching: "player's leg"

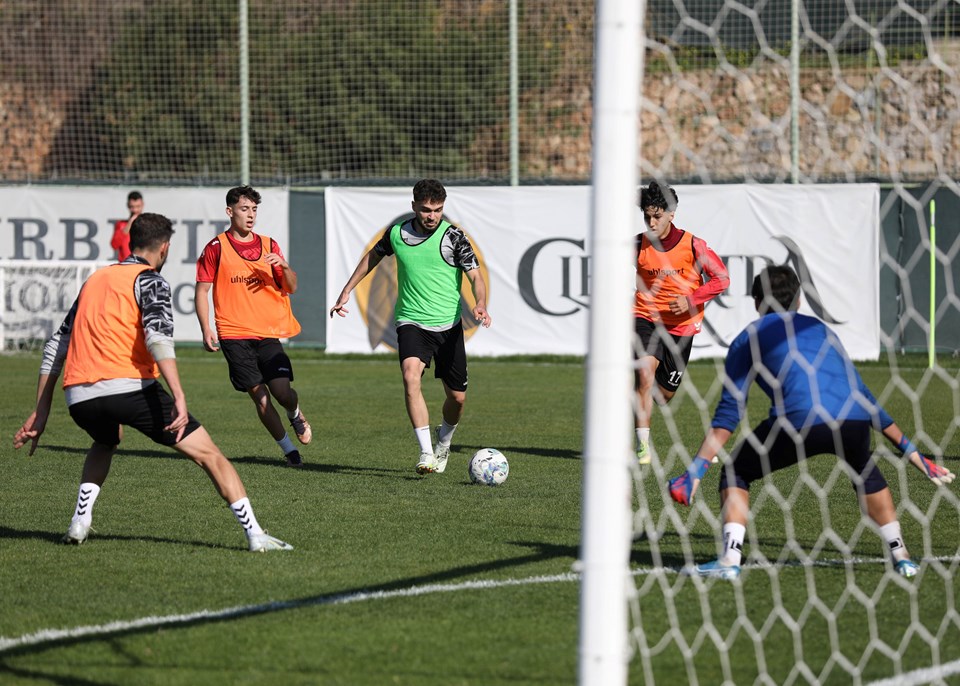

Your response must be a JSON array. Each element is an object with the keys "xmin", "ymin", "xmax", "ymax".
[
  {"xmin": 261, "ymin": 339, "xmax": 311, "ymax": 448},
  {"xmin": 222, "ymin": 339, "xmax": 299, "ymax": 464},
  {"xmin": 633, "ymin": 318, "xmax": 660, "ymax": 464},
  {"xmin": 433, "ymin": 323, "xmax": 468, "ymax": 473},
  {"xmin": 842, "ymin": 421, "xmax": 918, "ymax": 577},
  {"xmin": 397, "ymin": 324, "xmax": 439, "ymax": 473},
  {"xmin": 103, "ymin": 383, "xmax": 292, "ymax": 551},
  {"xmin": 654, "ymin": 332, "xmax": 693, "ymax": 406},
  {"xmin": 693, "ymin": 419, "xmax": 785, "ymax": 578},
  {"xmin": 64, "ymin": 398, "xmax": 122, "ymax": 544},
  {"xmin": 246, "ymin": 384, "xmax": 289, "ymax": 439},
  {"xmin": 173, "ymin": 426, "xmax": 292, "ymax": 552}
]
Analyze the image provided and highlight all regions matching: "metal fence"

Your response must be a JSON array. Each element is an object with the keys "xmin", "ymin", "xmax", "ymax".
[{"xmin": 0, "ymin": 0, "xmax": 958, "ymax": 185}]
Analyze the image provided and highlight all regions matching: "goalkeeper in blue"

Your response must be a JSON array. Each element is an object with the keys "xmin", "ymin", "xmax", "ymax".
[{"xmin": 667, "ymin": 265, "xmax": 955, "ymax": 580}]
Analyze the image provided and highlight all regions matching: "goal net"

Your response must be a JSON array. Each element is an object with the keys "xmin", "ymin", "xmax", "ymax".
[
  {"xmin": 622, "ymin": 1, "xmax": 960, "ymax": 684},
  {"xmin": 0, "ymin": 261, "xmax": 110, "ymax": 352}
]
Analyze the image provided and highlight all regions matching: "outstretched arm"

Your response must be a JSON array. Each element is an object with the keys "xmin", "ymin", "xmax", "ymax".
[
  {"xmin": 13, "ymin": 302, "xmax": 75, "ymax": 455},
  {"xmin": 881, "ymin": 422, "xmax": 955, "ymax": 486},
  {"xmin": 668, "ymin": 427, "xmax": 733, "ymax": 505},
  {"xmin": 13, "ymin": 372, "xmax": 59, "ymax": 456},
  {"xmin": 329, "ymin": 248, "xmax": 384, "ymax": 318}
]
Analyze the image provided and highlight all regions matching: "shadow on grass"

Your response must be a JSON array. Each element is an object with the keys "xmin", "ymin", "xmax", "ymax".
[
  {"xmin": 0, "ymin": 537, "xmax": 584, "ymax": 661},
  {"xmin": 0, "ymin": 525, "xmax": 234, "ymax": 551},
  {"xmin": 0, "ymin": 662, "xmax": 115, "ymax": 686},
  {"xmin": 453, "ymin": 444, "xmax": 582, "ymax": 460},
  {"xmin": 33, "ymin": 444, "xmax": 173, "ymax": 460},
  {"xmin": 229, "ymin": 455, "xmax": 414, "ymax": 478},
  {"xmin": 35, "ymin": 445, "xmax": 419, "ymax": 478}
]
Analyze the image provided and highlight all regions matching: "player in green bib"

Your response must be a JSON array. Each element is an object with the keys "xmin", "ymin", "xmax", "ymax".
[{"xmin": 330, "ymin": 179, "xmax": 492, "ymax": 474}]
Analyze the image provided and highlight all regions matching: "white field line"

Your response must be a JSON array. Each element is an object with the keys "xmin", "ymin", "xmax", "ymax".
[
  {"xmin": 866, "ymin": 661, "xmax": 960, "ymax": 686},
  {"xmin": 0, "ymin": 572, "xmax": 578, "ymax": 653},
  {"xmin": 3, "ymin": 554, "xmax": 959, "ymax": 677}
]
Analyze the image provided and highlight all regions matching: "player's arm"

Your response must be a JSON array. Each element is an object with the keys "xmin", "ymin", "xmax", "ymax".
[
  {"xmin": 265, "ymin": 239, "xmax": 297, "ymax": 293},
  {"xmin": 156, "ymin": 358, "xmax": 189, "ymax": 443},
  {"xmin": 670, "ymin": 238, "xmax": 730, "ymax": 315},
  {"xmin": 194, "ymin": 282, "xmax": 218, "ymax": 352},
  {"xmin": 668, "ymin": 330, "xmax": 754, "ymax": 505},
  {"xmin": 194, "ymin": 240, "xmax": 221, "ymax": 352},
  {"xmin": 450, "ymin": 228, "xmax": 491, "ymax": 327},
  {"xmin": 13, "ymin": 299, "xmax": 77, "ymax": 455},
  {"xmin": 880, "ymin": 420, "xmax": 955, "ymax": 486},
  {"xmin": 330, "ymin": 247, "xmax": 385, "ymax": 318},
  {"xmin": 138, "ymin": 271, "xmax": 189, "ymax": 441},
  {"xmin": 464, "ymin": 267, "xmax": 492, "ymax": 328}
]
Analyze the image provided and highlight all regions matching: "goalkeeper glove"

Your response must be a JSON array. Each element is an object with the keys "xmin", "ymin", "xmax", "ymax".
[
  {"xmin": 668, "ymin": 456, "xmax": 712, "ymax": 506},
  {"xmin": 899, "ymin": 434, "xmax": 955, "ymax": 486}
]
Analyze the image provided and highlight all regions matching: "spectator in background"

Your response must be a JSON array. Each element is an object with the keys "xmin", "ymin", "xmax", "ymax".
[{"xmin": 111, "ymin": 191, "xmax": 144, "ymax": 262}]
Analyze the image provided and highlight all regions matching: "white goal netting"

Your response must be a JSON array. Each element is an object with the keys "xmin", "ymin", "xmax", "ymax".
[
  {"xmin": 0, "ymin": 0, "xmax": 958, "ymax": 683},
  {"xmin": 624, "ymin": 1, "xmax": 960, "ymax": 684}
]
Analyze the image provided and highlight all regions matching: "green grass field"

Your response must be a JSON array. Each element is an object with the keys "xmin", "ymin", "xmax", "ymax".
[{"xmin": 1, "ymin": 350, "xmax": 958, "ymax": 685}]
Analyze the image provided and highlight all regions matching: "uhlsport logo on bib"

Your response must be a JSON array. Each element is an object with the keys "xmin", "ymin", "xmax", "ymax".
[{"xmin": 352, "ymin": 213, "xmax": 490, "ymax": 352}]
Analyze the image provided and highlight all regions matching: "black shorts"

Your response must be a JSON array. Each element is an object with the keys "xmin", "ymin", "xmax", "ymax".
[
  {"xmin": 719, "ymin": 419, "xmax": 888, "ymax": 495},
  {"xmin": 397, "ymin": 322, "xmax": 468, "ymax": 392},
  {"xmin": 219, "ymin": 338, "xmax": 294, "ymax": 392},
  {"xmin": 634, "ymin": 317, "xmax": 693, "ymax": 393},
  {"xmin": 68, "ymin": 382, "xmax": 202, "ymax": 447}
]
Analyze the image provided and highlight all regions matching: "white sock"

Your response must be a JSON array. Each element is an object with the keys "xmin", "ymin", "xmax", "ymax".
[
  {"xmin": 720, "ymin": 522, "xmax": 746, "ymax": 566},
  {"xmin": 415, "ymin": 426, "xmax": 433, "ymax": 453},
  {"xmin": 72, "ymin": 482, "xmax": 101, "ymax": 527},
  {"xmin": 277, "ymin": 434, "xmax": 296, "ymax": 455},
  {"xmin": 438, "ymin": 420, "xmax": 458, "ymax": 447},
  {"xmin": 286, "ymin": 404, "xmax": 300, "ymax": 421},
  {"xmin": 230, "ymin": 497, "xmax": 264, "ymax": 536},
  {"xmin": 880, "ymin": 521, "xmax": 909, "ymax": 562},
  {"xmin": 636, "ymin": 427, "xmax": 650, "ymax": 447}
]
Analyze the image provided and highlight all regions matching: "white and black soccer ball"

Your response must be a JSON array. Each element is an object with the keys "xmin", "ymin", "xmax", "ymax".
[{"xmin": 468, "ymin": 448, "xmax": 509, "ymax": 486}]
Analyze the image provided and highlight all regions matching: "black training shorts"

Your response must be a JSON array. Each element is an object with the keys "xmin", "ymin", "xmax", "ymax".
[
  {"xmin": 397, "ymin": 322, "xmax": 468, "ymax": 392},
  {"xmin": 219, "ymin": 338, "xmax": 294, "ymax": 392},
  {"xmin": 634, "ymin": 317, "xmax": 694, "ymax": 393},
  {"xmin": 68, "ymin": 382, "xmax": 202, "ymax": 447}
]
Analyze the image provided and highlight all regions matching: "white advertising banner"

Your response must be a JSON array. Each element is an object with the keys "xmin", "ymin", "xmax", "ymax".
[
  {"xmin": 0, "ymin": 186, "xmax": 290, "ymax": 343},
  {"xmin": 325, "ymin": 184, "xmax": 880, "ymax": 360}
]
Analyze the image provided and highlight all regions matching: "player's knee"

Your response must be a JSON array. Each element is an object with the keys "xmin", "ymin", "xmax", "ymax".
[{"xmin": 657, "ymin": 387, "xmax": 677, "ymax": 404}]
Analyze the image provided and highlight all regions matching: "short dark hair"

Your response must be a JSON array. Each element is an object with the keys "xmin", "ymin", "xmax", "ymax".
[
  {"xmin": 226, "ymin": 185, "xmax": 261, "ymax": 207},
  {"xmin": 413, "ymin": 179, "xmax": 446, "ymax": 203},
  {"xmin": 127, "ymin": 191, "xmax": 143, "ymax": 202},
  {"xmin": 751, "ymin": 265, "xmax": 801, "ymax": 314},
  {"xmin": 639, "ymin": 181, "xmax": 678, "ymax": 211},
  {"xmin": 129, "ymin": 213, "xmax": 175, "ymax": 252}
]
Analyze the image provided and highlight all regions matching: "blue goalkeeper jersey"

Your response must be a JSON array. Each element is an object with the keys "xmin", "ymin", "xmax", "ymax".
[{"xmin": 712, "ymin": 312, "xmax": 893, "ymax": 433}]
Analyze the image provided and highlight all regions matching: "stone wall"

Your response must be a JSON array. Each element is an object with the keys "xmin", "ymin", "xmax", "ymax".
[
  {"xmin": 519, "ymin": 61, "xmax": 960, "ymax": 183},
  {"xmin": 2, "ymin": 61, "xmax": 958, "ymax": 183}
]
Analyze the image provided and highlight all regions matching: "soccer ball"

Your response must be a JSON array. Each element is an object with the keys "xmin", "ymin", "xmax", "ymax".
[{"xmin": 468, "ymin": 448, "xmax": 509, "ymax": 486}]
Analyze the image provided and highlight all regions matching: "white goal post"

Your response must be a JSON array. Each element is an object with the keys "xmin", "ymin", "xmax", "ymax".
[{"xmin": 0, "ymin": 260, "xmax": 111, "ymax": 351}]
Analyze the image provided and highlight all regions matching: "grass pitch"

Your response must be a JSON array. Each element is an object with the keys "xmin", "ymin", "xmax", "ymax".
[{"xmin": 1, "ymin": 350, "xmax": 957, "ymax": 685}]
